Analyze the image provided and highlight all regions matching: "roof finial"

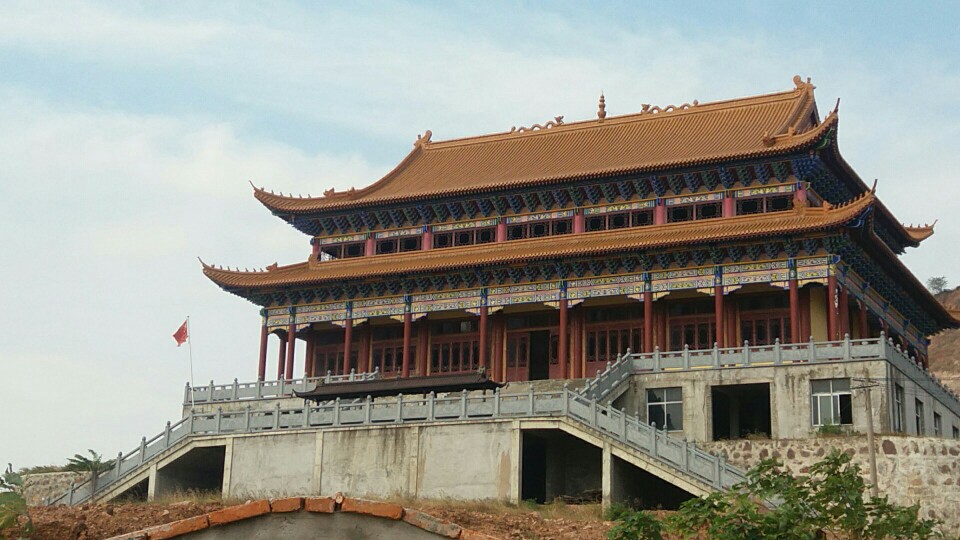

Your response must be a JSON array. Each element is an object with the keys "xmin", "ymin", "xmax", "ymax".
[{"xmin": 597, "ymin": 93, "xmax": 607, "ymax": 121}]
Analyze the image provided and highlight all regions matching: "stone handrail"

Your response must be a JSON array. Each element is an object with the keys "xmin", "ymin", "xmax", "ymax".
[
  {"xmin": 581, "ymin": 335, "xmax": 960, "ymax": 418},
  {"xmin": 184, "ymin": 369, "xmax": 381, "ymax": 406},
  {"xmin": 50, "ymin": 387, "xmax": 746, "ymax": 506}
]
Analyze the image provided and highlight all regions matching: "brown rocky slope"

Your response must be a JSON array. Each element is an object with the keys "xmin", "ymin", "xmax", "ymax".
[{"xmin": 929, "ymin": 286, "xmax": 960, "ymax": 394}]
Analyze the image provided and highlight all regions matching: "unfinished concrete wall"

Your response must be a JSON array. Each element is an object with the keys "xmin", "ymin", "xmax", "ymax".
[
  {"xmin": 229, "ymin": 433, "xmax": 317, "ymax": 498},
  {"xmin": 417, "ymin": 422, "xmax": 515, "ymax": 500},
  {"xmin": 320, "ymin": 426, "xmax": 415, "ymax": 497},
  {"xmin": 703, "ymin": 436, "xmax": 960, "ymax": 535},
  {"xmin": 612, "ymin": 360, "xmax": 890, "ymax": 442},
  {"xmin": 183, "ymin": 511, "xmax": 449, "ymax": 540}
]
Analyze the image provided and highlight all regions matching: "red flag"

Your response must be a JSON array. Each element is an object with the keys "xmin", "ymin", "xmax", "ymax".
[{"xmin": 172, "ymin": 320, "xmax": 189, "ymax": 346}]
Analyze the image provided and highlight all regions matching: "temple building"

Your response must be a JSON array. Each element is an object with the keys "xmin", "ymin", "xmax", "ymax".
[{"xmin": 204, "ymin": 76, "xmax": 960, "ymax": 441}]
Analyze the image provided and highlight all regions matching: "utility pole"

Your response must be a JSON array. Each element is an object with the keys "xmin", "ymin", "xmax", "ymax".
[{"xmin": 853, "ymin": 377, "xmax": 880, "ymax": 498}]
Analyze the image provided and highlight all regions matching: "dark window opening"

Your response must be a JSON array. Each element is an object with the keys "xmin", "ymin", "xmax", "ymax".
[
  {"xmin": 737, "ymin": 198, "xmax": 761, "ymax": 215},
  {"xmin": 433, "ymin": 232, "xmax": 452, "ymax": 248},
  {"xmin": 477, "ymin": 228, "xmax": 495, "ymax": 243},
  {"xmin": 696, "ymin": 202, "xmax": 721, "ymax": 220},
  {"xmin": 399, "ymin": 237, "xmax": 421, "ymax": 252},
  {"xmin": 712, "ymin": 383, "xmax": 771, "ymax": 440},
  {"xmin": 667, "ymin": 206, "xmax": 692, "ymax": 223}
]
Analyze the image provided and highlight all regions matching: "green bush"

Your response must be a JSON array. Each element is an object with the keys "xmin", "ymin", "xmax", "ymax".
[
  {"xmin": 607, "ymin": 509, "xmax": 663, "ymax": 540},
  {"xmin": 0, "ymin": 470, "xmax": 32, "ymax": 537}
]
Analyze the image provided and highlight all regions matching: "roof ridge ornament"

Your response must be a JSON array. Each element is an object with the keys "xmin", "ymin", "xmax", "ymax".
[
  {"xmin": 415, "ymin": 130, "xmax": 433, "ymax": 148},
  {"xmin": 510, "ymin": 116, "xmax": 565, "ymax": 134},
  {"xmin": 597, "ymin": 93, "xmax": 606, "ymax": 121},
  {"xmin": 639, "ymin": 101, "xmax": 699, "ymax": 115},
  {"xmin": 793, "ymin": 74, "xmax": 815, "ymax": 92}
]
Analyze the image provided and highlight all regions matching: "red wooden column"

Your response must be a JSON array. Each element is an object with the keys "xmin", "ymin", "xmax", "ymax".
[
  {"xmin": 401, "ymin": 311, "xmax": 413, "ymax": 378},
  {"xmin": 788, "ymin": 269, "xmax": 801, "ymax": 344},
  {"xmin": 496, "ymin": 220, "xmax": 507, "ymax": 242},
  {"xmin": 422, "ymin": 226, "xmax": 433, "ymax": 250},
  {"xmin": 573, "ymin": 211, "xmax": 585, "ymax": 234},
  {"xmin": 358, "ymin": 325, "xmax": 372, "ymax": 373},
  {"xmin": 258, "ymin": 323, "xmax": 268, "ymax": 381},
  {"xmin": 722, "ymin": 192, "xmax": 736, "ymax": 218},
  {"xmin": 858, "ymin": 300, "xmax": 869, "ymax": 338},
  {"xmin": 285, "ymin": 323, "xmax": 296, "ymax": 380},
  {"xmin": 277, "ymin": 336, "xmax": 286, "ymax": 380},
  {"xmin": 643, "ymin": 290, "xmax": 654, "ymax": 353},
  {"xmin": 492, "ymin": 314, "xmax": 505, "ymax": 382},
  {"xmin": 558, "ymin": 298, "xmax": 568, "ymax": 379},
  {"xmin": 478, "ymin": 305, "xmax": 489, "ymax": 371},
  {"xmin": 342, "ymin": 317, "xmax": 353, "ymax": 375},
  {"xmin": 654, "ymin": 199, "xmax": 666, "ymax": 225},
  {"xmin": 826, "ymin": 275, "xmax": 839, "ymax": 341},
  {"xmin": 839, "ymin": 286, "xmax": 850, "ymax": 338},
  {"xmin": 417, "ymin": 319, "xmax": 430, "ymax": 376},
  {"xmin": 714, "ymin": 285, "xmax": 725, "ymax": 348},
  {"xmin": 365, "ymin": 236, "xmax": 375, "ymax": 257}
]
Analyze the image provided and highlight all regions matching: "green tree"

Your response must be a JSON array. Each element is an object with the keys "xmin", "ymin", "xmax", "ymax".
[
  {"xmin": 0, "ymin": 468, "xmax": 33, "ymax": 537},
  {"xmin": 927, "ymin": 276, "xmax": 949, "ymax": 295},
  {"xmin": 66, "ymin": 450, "xmax": 115, "ymax": 501},
  {"xmin": 607, "ymin": 449, "xmax": 942, "ymax": 539}
]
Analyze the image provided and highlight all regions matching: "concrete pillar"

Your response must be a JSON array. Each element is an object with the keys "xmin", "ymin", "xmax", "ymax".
[
  {"xmin": 147, "ymin": 464, "xmax": 158, "ymax": 502},
  {"xmin": 722, "ymin": 192, "xmax": 736, "ymax": 217},
  {"xmin": 789, "ymin": 277, "xmax": 801, "ymax": 344},
  {"xmin": 342, "ymin": 317, "xmax": 353, "ymax": 375},
  {"xmin": 601, "ymin": 443, "xmax": 613, "ymax": 512},
  {"xmin": 285, "ymin": 323, "xmax": 296, "ymax": 380},
  {"xmin": 304, "ymin": 336, "xmax": 315, "ymax": 378},
  {"xmin": 365, "ymin": 236, "xmax": 375, "ymax": 257},
  {"xmin": 496, "ymin": 220, "xmax": 507, "ymax": 242},
  {"xmin": 859, "ymin": 300, "xmax": 869, "ymax": 339},
  {"xmin": 573, "ymin": 211, "xmax": 585, "ymax": 233},
  {"xmin": 827, "ymin": 275, "xmax": 839, "ymax": 341},
  {"xmin": 479, "ymin": 305, "xmax": 489, "ymax": 371},
  {"xmin": 714, "ymin": 285, "xmax": 724, "ymax": 348},
  {"xmin": 258, "ymin": 324, "xmax": 268, "ymax": 381},
  {"xmin": 401, "ymin": 312, "xmax": 412, "ymax": 378},
  {"xmin": 643, "ymin": 290, "xmax": 654, "ymax": 353},
  {"xmin": 654, "ymin": 199, "xmax": 666, "ymax": 225},
  {"xmin": 422, "ymin": 227, "xmax": 433, "ymax": 250},
  {"xmin": 277, "ymin": 335, "xmax": 286, "ymax": 380},
  {"xmin": 558, "ymin": 298, "xmax": 568, "ymax": 379}
]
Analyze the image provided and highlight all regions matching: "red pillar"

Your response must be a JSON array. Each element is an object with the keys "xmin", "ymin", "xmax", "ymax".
[
  {"xmin": 722, "ymin": 193, "xmax": 736, "ymax": 218},
  {"xmin": 311, "ymin": 240, "xmax": 320, "ymax": 259},
  {"xmin": 643, "ymin": 290, "xmax": 654, "ymax": 353},
  {"xmin": 654, "ymin": 199, "xmax": 666, "ymax": 225},
  {"xmin": 827, "ymin": 275, "xmax": 839, "ymax": 341},
  {"xmin": 342, "ymin": 318, "xmax": 353, "ymax": 375},
  {"xmin": 258, "ymin": 324, "xmax": 268, "ymax": 381},
  {"xmin": 558, "ymin": 299, "xmax": 568, "ymax": 379},
  {"xmin": 422, "ymin": 227, "xmax": 433, "ymax": 250},
  {"xmin": 496, "ymin": 221, "xmax": 507, "ymax": 242},
  {"xmin": 571, "ymin": 308, "xmax": 582, "ymax": 379},
  {"xmin": 479, "ymin": 306, "xmax": 489, "ymax": 371},
  {"xmin": 795, "ymin": 182, "xmax": 808, "ymax": 205},
  {"xmin": 277, "ymin": 336, "xmax": 286, "ymax": 380},
  {"xmin": 789, "ymin": 278, "xmax": 800, "ymax": 344},
  {"xmin": 657, "ymin": 303, "xmax": 668, "ymax": 351},
  {"xmin": 859, "ymin": 301, "xmax": 869, "ymax": 339},
  {"xmin": 714, "ymin": 285, "xmax": 724, "ymax": 348},
  {"xmin": 839, "ymin": 286, "xmax": 850, "ymax": 338},
  {"xmin": 492, "ymin": 314, "xmax": 505, "ymax": 382},
  {"xmin": 401, "ymin": 312, "xmax": 412, "ymax": 378},
  {"xmin": 574, "ymin": 212, "xmax": 585, "ymax": 234},
  {"xmin": 359, "ymin": 325, "xmax": 372, "ymax": 373},
  {"xmin": 285, "ymin": 323, "xmax": 296, "ymax": 380},
  {"xmin": 417, "ymin": 319, "xmax": 429, "ymax": 376},
  {"xmin": 365, "ymin": 236, "xmax": 375, "ymax": 257}
]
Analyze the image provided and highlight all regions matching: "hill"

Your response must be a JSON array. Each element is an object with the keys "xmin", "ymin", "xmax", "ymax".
[{"xmin": 929, "ymin": 287, "xmax": 960, "ymax": 393}]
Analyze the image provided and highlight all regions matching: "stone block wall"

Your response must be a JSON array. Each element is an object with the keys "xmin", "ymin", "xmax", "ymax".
[
  {"xmin": 702, "ymin": 436, "xmax": 960, "ymax": 534},
  {"xmin": 22, "ymin": 471, "xmax": 86, "ymax": 506}
]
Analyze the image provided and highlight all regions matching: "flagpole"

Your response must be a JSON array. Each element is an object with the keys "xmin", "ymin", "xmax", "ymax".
[{"xmin": 187, "ymin": 316, "xmax": 196, "ymax": 410}]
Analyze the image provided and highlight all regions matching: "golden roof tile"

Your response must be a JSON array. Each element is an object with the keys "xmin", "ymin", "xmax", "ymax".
[
  {"xmin": 254, "ymin": 76, "xmax": 827, "ymax": 213},
  {"xmin": 203, "ymin": 191, "xmax": 873, "ymax": 289}
]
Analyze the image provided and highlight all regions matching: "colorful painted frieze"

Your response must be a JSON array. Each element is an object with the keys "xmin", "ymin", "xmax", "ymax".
[
  {"xmin": 489, "ymin": 281, "xmax": 562, "ymax": 306},
  {"xmin": 411, "ymin": 288, "xmax": 484, "ymax": 313},
  {"xmin": 568, "ymin": 274, "xmax": 646, "ymax": 299},
  {"xmin": 352, "ymin": 296, "xmax": 406, "ymax": 319},
  {"xmin": 316, "ymin": 233, "xmax": 367, "ymax": 246},
  {"xmin": 664, "ymin": 192, "xmax": 723, "ymax": 206},
  {"xmin": 374, "ymin": 226, "xmax": 422, "ymax": 239},
  {"xmin": 504, "ymin": 210, "xmax": 574, "ymax": 224},
  {"xmin": 734, "ymin": 182, "xmax": 796, "ymax": 199},
  {"xmin": 582, "ymin": 200, "xmax": 655, "ymax": 216},
  {"xmin": 652, "ymin": 266, "xmax": 715, "ymax": 292},
  {"xmin": 432, "ymin": 218, "xmax": 498, "ymax": 232}
]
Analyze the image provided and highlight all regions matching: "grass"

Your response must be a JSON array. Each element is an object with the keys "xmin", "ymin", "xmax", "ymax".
[{"xmin": 384, "ymin": 494, "xmax": 604, "ymax": 522}]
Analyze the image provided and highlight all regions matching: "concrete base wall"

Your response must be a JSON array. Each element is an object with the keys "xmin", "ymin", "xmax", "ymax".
[
  {"xmin": 183, "ymin": 511, "xmax": 450, "ymax": 539},
  {"xmin": 703, "ymin": 436, "xmax": 960, "ymax": 534}
]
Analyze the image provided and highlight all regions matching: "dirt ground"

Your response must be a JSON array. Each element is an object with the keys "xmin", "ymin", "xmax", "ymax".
[{"xmin": 6, "ymin": 500, "xmax": 619, "ymax": 540}]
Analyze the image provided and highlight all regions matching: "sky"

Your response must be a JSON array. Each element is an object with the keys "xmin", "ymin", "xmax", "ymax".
[{"xmin": 1, "ymin": 1, "xmax": 959, "ymax": 469}]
